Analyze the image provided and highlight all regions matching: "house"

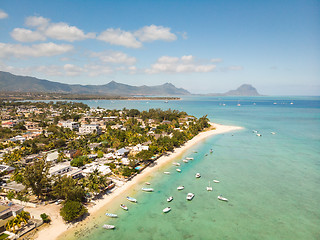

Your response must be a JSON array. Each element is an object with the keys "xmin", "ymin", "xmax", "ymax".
[
  {"xmin": 49, "ymin": 162, "xmax": 72, "ymax": 177},
  {"xmin": 116, "ymin": 148, "xmax": 130, "ymax": 156},
  {"xmin": 58, "ymin": 120, "xmax": 79, "ymax": 130},
  {"xmin": 2, "ymin": 181, "xmax": 25, "ymax": 193},
  {"xmin": 82, "ymin": 163, "xmax": 111, "ymax": 176},
  {"xmin": 79, "ymin": 124, "xmax": 101, "ymax": 135},
  {"xmin": 46, "ymin": 151, "xmax": 59, "ymax": 162},
  {"xmin": 0, "ymin": 202, "xmax": 24, "ymax": 232},
  {"xmin": 0, "ymin": 165, "xmax": 15, "ymax": 174}
]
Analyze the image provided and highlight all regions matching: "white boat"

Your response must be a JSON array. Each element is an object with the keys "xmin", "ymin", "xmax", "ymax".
[
  {"xmin": 105, "ymin": 213, "xmax": 118, "ymax": 218},
  {"xmin": 213, "ymin": 180, "xmax": 220, "ymax": 183},
  {"xmin": 176, "ymin": 168, "xmax": 181, "ymax": 172},
  {"xmin": 271, "ymin": 132, "xmax": 276, "ymax": 135},
  {"xmin": 167, "ymin": 196, "xmax": 173, "ymax": 202},
  {"xmin": 142, "ymin": 188, "xmax": 154, "ymax": 192},
  {"xmin": 207, "ymin": 181, "xmax": 213, "ymax": 191},
  {"xmin": 120, "ymin": 204, "xmax": 128, "ymax": 211},
  {"xmin": 163, "ymin": 207, "xmax": 171, "ymax": 213},
  {"xmin": 256, "ymin": 133, "xmax": 262, "ymax": 137},
  {"xmin": 252, "ymin": 130, "xmax": 258, "ymax": 133},
  {"xmin": 164, "ymin": 171, "xmax": 171, "ymax": 174},
  {"xmin": 217, "ymin": 195, "xmax": 228, "ymax": 202},
  {"xmin": 173, "ymin": 162, "xmax": 180, "ymax": 166},
  {"xmin": 186, "ymin": 157, "xmax": 194, "ymax": 160},
  {"xmin": 195, "ymin": 173, "xmax": 201, "ymax": 178},
  {"xmin": 126, "ymin": 196, "xmax": 137, "ymax": 203},
  {"xmin": 177, "ymin": 186, "xmax": 184, "ymax": 190},
  {"xmin": 183, "ymin": 159, "xmax": 189, "ymax": 163},
  {"xmin": 103, "ymin": 224, "xmax": 115, "ymax": 229},
  {"xmin": 186, "ymin": 193, "xmax": 195, "ymax": 200},
  {"xmin": 210, "ymin": 149, "xmax": 213, "ymax": 153},
  {"xmin": 145, "ymin": 182, "xmax": 151, "ymax": 185}
]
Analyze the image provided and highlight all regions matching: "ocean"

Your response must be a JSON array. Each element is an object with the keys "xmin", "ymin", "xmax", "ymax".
[{"xmin": 61, "ymin": 96, "xmax": 320, "ymax": 240}]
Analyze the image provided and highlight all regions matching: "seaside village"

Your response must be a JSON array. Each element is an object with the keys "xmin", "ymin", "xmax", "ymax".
[{"xmin": 0, "ymin": 101, "xmax": 209, "ymax": 239}]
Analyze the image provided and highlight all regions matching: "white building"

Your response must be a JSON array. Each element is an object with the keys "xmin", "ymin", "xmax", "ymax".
[
  {"xmin": 49, "ymin": 162, "xmax": 72, "ymax": 177},
  {"xmin": 79, "ymin": 124, "xmax": 101, "ymax": 135},
  {"xmin": 58, "ymin": 121, "xmax": 79, "ymax": 130}
]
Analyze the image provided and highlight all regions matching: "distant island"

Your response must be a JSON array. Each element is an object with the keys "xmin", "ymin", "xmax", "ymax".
[{"xmin": 0, "ymin": 71, "xmax": 261, "ymax": 99}]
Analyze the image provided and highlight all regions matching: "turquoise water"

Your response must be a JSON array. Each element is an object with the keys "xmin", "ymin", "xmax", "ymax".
[{"xmin": 63, "ymin": 96, "xmax": 320, "ymax": 240}]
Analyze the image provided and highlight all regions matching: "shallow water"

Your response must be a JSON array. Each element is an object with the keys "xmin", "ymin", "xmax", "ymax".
[{"xmin": 62, "ymin": 96, "xmax": 320, "ymax": 240}]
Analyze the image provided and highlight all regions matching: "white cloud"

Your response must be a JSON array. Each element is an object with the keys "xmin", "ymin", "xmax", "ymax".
[
  {"xmin": 211, "ymin": 58, "xmax": 222, "ymax": 63},
  {"xmin": 0, "ymin": 9, "xmax": 8, "ymax": 19},
  {"xmin": 63, "ymin": 64, "xmax": 84, "ymax": 76},
  {"xmin": 135, "ymin": 25, "xmax": 177, "ymax": 42},
  {"xmin": 0, "ymin": 42, "xmax": 73, "ymax": 58},
  {"xmin": 97, "ymin": 28, "xmax": 142, "ymax": 48},
  {"xmin": 228, "ymin": 66, "xmax": 243, "ymax": 71},
  {"xmin": 85, "ymin": 64, "xmax": 113, "ymax": 76},
  {"xmin": 45, "ymin": 23, "xmax": 95, "ymax": 42},
  {"xmin": 146, "ymin": 55, "xmax": 216, "ymax": 74},
  {"xmin": 91, "ymin": 50, "xmax": 136, "ymax": 65},
  {"xmin": 11, "ymin": 28, "xmax": 46, "ymax": 42},
  {"xmin": 25, "ymin": 16, "xmax": 50, "ymax": 30}
]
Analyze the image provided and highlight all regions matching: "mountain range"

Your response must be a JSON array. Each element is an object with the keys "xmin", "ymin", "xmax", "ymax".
[{"xmin": 0, "ymin": 71, "xmax": 260, "ymax": 96}]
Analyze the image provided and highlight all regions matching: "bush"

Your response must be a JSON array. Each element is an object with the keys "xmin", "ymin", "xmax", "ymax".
[
  {"xmin": 60, "ymin": 201, "xmax": 87, "ymax": 222},
  {"xmin": 40, "ymin": 213, "xmax": 51, "ymax": 223}
]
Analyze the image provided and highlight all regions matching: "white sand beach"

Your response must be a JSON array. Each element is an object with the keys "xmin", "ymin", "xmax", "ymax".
[{"xmin": 26, "ymin": 123, "xmax": 243, "ymax": 240}]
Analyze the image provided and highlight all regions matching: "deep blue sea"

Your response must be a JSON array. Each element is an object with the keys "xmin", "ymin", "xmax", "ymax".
[{"xmin": 62, "ymin": 96, "xmax": 320, "ymax": 240}]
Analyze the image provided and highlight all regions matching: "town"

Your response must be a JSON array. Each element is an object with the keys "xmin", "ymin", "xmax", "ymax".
[{"xmin": 0, "ymin": 100, "xmax": 209, "ymax": 239}]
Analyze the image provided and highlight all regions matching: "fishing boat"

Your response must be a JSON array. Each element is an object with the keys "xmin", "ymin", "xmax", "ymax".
[
  {"xmin": 163, "ymin": 207, "xmax": 171, "ymax": 213},
  {"xmin": 103, "ymin": 224, "xmax": 115, "ymax": 229},
  {"xmin": 145, "ymin": 182, "xmax": 151, "ymax": 185},
  {"xmin": 177, "ymin": 186, "xmax": 184, "ymax": 190},
  {"xmin": 183, "ymin": 159, "xmax": 189, "ymax": 163},
  {"xmin": 164, "ymin": 171, "xmax": 171, "ymax": 174},
  {"xmin": 195, "ymin": 173, "xmax": 201, "ymax": 178},
  {"xmin": 126, "ymin": 196, "xmax": 137, "ymax": 203},
  {"xmin": 217, "ymin": 195, "xmax": 228, "ymax": 202},
  {"xmin": 142, "ymin": 188, "xmax": 154, "ymax": 192},
  {"xmin": 207, "ymin": 181, "xmax": 213, "ymax": 191},
  {"xmin": 120, "ymin": 204, "xmax": 128, "ymax": 211},
  {"xmin": 213, "ymin": 180, "xmax": 220, "ymax": 183},
  {"xmin": 256, "ymin": 133, "xmax": 262, "ymax": 137},
  {"xmin": 167, "ymin": 196, "xmax": 173, "ymax": 202},
  {"xmin": 210, "ymin": 149, "xmax": 213, "ymax": 153},
  {"xmin": 186, "ymin": 193, "xmax": 195, "ymax": 201},
  {"xmin": 186, "ymin": 157, "xmax": 194, "ymax": 160},
  {"xmin": 173, "ymin": 162, "xmax": 180, "ymax": 166},
  {"xmin": 176, "ymin": 168, "xmax": 181, "ymax": 172},
  {"xmin": 105, "ymin": 213, "xmax": 118, "ymax": 218}
]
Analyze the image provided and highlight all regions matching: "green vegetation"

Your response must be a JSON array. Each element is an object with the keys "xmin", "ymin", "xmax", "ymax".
[
  {"xmin": 60, "ymin": 201, "xmax": 87, "ymax": 222},
  {"xmin": 5, "ymin": 211, "xmax": 30, "ymax": 233},
  {"xmin": 40, "ymin": 213, "xmax": 51, "ymax": 223}
]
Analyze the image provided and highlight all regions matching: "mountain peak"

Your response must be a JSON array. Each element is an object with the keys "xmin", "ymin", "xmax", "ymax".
[{"xmin": 225, "ymin": 84, "xmax": 260, "ymax": 96}]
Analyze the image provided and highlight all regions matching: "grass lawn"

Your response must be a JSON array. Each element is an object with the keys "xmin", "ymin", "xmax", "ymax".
[{"xmin": 0, "ymin": 233, "xmax": 9, "ymax": 240}]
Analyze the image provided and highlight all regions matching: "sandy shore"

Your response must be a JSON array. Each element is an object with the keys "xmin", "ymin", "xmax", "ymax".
[{"xmin": 26, "ymin": 123, "xmax": 243, "ymax": 240}]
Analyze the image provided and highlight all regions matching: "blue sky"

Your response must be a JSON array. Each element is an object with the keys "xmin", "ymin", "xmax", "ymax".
[{"xmin": 0, "ymin": 0, "xmax": 319, "ymax": 95}]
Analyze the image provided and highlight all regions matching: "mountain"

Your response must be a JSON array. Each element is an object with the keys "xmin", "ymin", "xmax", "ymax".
[
  {"xmin": 205, "ymin": 84, "xmax": 261, "ymax": 96},
  {"xmin": 0, "ymin": 71, "xmax": 190, "ymax": 96}
]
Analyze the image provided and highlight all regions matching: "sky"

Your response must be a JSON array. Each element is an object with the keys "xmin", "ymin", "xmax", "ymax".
[{"xmin": 0, "ymin": 0, "xmax": 319, "ymax": 95}]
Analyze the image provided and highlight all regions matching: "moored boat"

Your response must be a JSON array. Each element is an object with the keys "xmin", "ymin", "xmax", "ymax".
[
  {"xmin": 213, "ymin": 179, "xmax": 220, "ymax": 183},
  {"xmin": 217, "ymin": 195, "xmax": 228, "ymax": 202},
  {"xmin": 126, "ymin": 196, "xmax": 137, "ymax": 203},
  {"xmin": 142, "ymin": 187, "xmax": 154, "ymax": 192},
  {"xmin": 145, "ymin": 182, "xmax": 151, "ymax": 185},
  {"xmin": 207, "ymin": 181, "xmax": 212, "ymax": 191},
  {"xmin": 167, "ymin": 196, "xmax": 173, "ymax": 202},
  {"xmin": 120, "ymin": 204, "xmax": 128, "ymax": 210},
  {"xmin": 186, "ymin": 157, "xmax": 194, "ymax": 160},
  {"xmin": 186, "ymin": 192, "xmax": 195, "ymax": 200},
  {"xmin": 176, "ymin": 168, "xmax": 181, "ymax": 172},
  {"xmin": 105, "ymin": 213, "xmax": 118, "ymax": 218},
  {"xmin": 177, "ymin": 186, "xmax": 184, "ymax": 190},
  {"xmin": 173, "ymin": 162, "xmax": 180, "ymax": 166},
  {"xmin": 163, "ymin": 207, "xmax": 171, "ymax": 213},
  {"xmin": 183, "ymin": 159, "xmax": 189, "ymax": 163},
  {"xmin": 164, "ymin": 171, "xmax": 171, "ymax": 174},
  {"xmin": 195, "ymin": 173, "xmax": 201, "ymax": 178},
  {"xmin": 103, "ymin": 224, "xmax": 115, "ymax": 229}
]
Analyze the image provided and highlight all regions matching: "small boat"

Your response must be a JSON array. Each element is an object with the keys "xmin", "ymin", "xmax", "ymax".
[
  {"xmin": 183, "ymin": 159, "xmax": 189, "ymax": 163},
  {"xmin": 164, "ymin": 100, "xmax": 168, "ymax": 103},
  {"xmin": 126, "ymin": 196, "xmax": 137, "ymax": 203},
  {"xmin": 177, "ymin": 186, "xmax": 184, "ymax": 190},
  {"xmin": 163, "ymin": 207, "xmax": 171, "ymax": 213},
  {"xmin": 186, "ymin": 193, "xmax": 195, "ymax": 201},
  {"xmin": 164, "ymin": 171, "xmax": 171, "ymax": 174},
  {"xmin": 105, "ymin": 213, "xmax": 118, "ymax": 218},
  {"xmin": 213, "ymin": 180, "xmax": 220, "ymax": 183},
  {"xmin": 256, "ymin": 133, "xmax": 262, "ymax": 137},
  {"xmin": 176, "ymin": 168, "xmax": 181, "ymax": 172},
  {"xmin": 142, "ymin": 188, "xmax": 154, "ymax": 192},
  {"xmin": 186, "ymin": 157, "xmax": 194, "ymax": 160},
  {"xmin": 207, "ymin": 181, "xmax": 212, "ymax": 191},
  {"xmin": 167, "ymin": 196, "xmax": 173, "ymax": 202},
  {"xmin": 195, "ymin": 173, "xmax": 201, "ymax": 178},
  {"xmin": 193, "ymin": 150, "xmax": 198, "ymax": 153},
  {"xmin": 271, "ymin": 132, "xmax": 276, "ymax": 135},
  {"xmin": 120, "ymin": 204, "xmax": 128, "ymax": 211},
  {"xmin": 210, "ymin": 149, "xmax": 213, "ymax": 153},
  {"xmin": 252, "ymin": 130, "xmax": 258, "ymax": 133},
  {"xmin": 217, "ymin": 195, "xmax": 228, "ymax": 202},
  {"xmin": 145, "ymin": 182, "xmax": 151, "ymax": 185},
  {"xmin": 173, "ymin": 162, "xmax": 180, "ymax": 166},
  {"xmin": 103, "ymin": 224, "xmax": 115, "ymax": 229}
]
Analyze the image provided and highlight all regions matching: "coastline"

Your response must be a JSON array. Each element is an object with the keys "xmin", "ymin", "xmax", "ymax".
[{"xmin": 26, "ymin": 123, "xmax": 243, "ymax": 240}]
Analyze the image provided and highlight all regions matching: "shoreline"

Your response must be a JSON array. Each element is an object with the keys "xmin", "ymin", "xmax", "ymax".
[{"xmin": 26, "ymin": 123, "xmax": 243, "ymax": 240}]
